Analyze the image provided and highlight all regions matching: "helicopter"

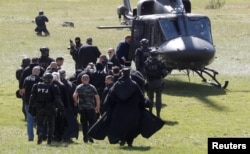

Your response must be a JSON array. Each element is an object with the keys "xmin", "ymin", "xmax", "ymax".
[{"xmin": 98, "ymin": 0, "xmax": 229, "ymax": 89}]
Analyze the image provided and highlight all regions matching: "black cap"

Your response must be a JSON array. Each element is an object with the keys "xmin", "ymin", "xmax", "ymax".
[
  {"xmin": 21, "ymin": 57, "xmax": 31, "ymax": 67},
  {"xmin": 124, "ymin": 61, "xmax": 131, "ymax": 67},
  {"xmin": 75, "ymin": 37, "xmax": 81, "ymax": 41},
  {"xmin": 40, "ymin": 46, "xmax": 49, "ymax": 52},
  {"xmin": 39, "ymin": 10, "xmax": 44, "ymax": 15},
  {"xmin": 112, "ymin": 66, "xmax": 120, "ymax": 74},
  {"xmin": 122, "ymin": 67, "xmax": 131, "ymax": 76}
]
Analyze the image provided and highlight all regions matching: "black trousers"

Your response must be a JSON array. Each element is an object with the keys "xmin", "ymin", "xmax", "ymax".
[
  {"xmin": 35, "ymin": 26, "xmax": 50, "ymax": 35},
  {"xmin": 78, "ymin": 109, "xmax": 97, "ymax": 139},
  {"xmin": 36, "ymin": 108, "xmax": 55, "ymax": 140},
  {"xmin": 146, "ymin": 79, "xmax": 163, "ymax": 117}
]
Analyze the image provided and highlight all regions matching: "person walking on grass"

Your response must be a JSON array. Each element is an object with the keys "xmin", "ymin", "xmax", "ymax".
[{"xmin": 73, "ymin": 74, "xmax": 100, "ymax": 143}]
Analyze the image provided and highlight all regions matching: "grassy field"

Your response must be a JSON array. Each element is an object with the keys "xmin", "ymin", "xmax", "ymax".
[{"xmin": 0, "ymin": 0, "xmax": 250, "ymax": 153}]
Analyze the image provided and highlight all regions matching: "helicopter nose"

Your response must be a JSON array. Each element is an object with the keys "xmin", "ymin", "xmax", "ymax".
[{"xmin": 158, "ymin": 36, "xmax": 215, "ymax": 66}]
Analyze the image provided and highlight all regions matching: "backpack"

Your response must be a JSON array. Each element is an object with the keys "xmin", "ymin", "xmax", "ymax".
[
  {"xmin": 144, "ymin": 59, "xmax": 162, "ymax": 78},
  {"xmin": 16, "ymin": 68, "xmax": 24, "ymax": 81}
]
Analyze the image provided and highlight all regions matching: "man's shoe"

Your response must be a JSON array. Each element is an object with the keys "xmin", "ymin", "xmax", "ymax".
[
  {"xmin": 37, "ymin": 135, "xmax": 43, "ymax": 144},
  {"xmin": 83, "ymin": 137, "xmax": 88, "ymax": 143},
  {"xmin": 47, "ymin": 139, "xmax": 51, "ymax": 145},
  {"xmin": 119, "ymin": 141, "xmax": 126, "ymax": 146},
  {"xmin": 88, "ymin": 137, "xmax": 94, "ymax": 143},
  {"xmin": 63, "ymin": 138, "xmax": 73, "ymax": 143},
  {"xmin": 43, "ymin": 136, "xmax": 47, "ymax": 141},
  {"xmin": 28, "ymin": 138, "xmax": 34, "ymax": 141}
]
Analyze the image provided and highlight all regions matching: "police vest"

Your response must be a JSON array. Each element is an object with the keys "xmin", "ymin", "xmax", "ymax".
[
  {"xmin": 36, "ymin": 82, "xmax": 54, "ymax": 104},
  {"xmin": 144, "ymin": 58, "xmax": 163, "ymax": 79}
]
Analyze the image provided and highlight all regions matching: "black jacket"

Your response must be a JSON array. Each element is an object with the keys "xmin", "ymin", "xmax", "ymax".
[{"xmin": 78, "ymin": 45, "xmax": 101, "ymax": 69}]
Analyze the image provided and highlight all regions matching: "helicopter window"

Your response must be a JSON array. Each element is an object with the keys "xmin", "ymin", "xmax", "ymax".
[
  {"xmin": 141, "ymin": 1, "xmax": 154, "ymax": 15},
  {"xmin": 187, "ymin": 17, "xmax": 213, "ymax": 43},
  {"xmin": 159, "ymin": 19, "xmax": 181, "ymax": 40},
  {"xmin": 157, "ymin": 0, "xmax": 171, "ymax": 5}
]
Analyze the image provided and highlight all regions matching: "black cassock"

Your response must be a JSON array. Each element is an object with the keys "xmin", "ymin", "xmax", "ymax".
[
  {"xmin": 88, "ymin": 76, "xmax": 164, "ymax": 143},
  {"xmin": 61, "ymin": 79, "xmax": 79, "ymax": 140},
  {"xmin": 88, "ymin": 108, "xmax": 164, "ymax": 140}
]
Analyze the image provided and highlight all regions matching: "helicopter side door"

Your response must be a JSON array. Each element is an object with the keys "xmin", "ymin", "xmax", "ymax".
[
  {"xmin": 130, "ymin": 19, "xmax": 160, "ymax": 60},
  {"xmin": 129, "ymin": 20, "xmax": 144, "ymax": 60}
]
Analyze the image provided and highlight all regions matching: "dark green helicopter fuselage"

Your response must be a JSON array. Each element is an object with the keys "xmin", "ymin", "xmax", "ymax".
[{"xmin": 130, "ymin": 13, "xmax": 215, "ymax": 70}]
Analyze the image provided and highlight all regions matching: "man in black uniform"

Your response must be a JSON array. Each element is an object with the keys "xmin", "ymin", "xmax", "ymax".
[
  {"xmin": 135, "ymin": 38, "xmax": 151, "ymax": 76},
  {"xmin": 21, "ymin": 66, "xmax": 42, "ymax": 141},
  {"xmin": 16, "ymin": 57, "xmax": 31, "ymax": 121},
  {"xmin": 19, "ymin": 57, "xmax": 45, "ymax": 91},
  {"xmin": 35, "ymin": 10, "xmax": 50, "ymax": 36},
  {"xmin": 144, "ymin": 48, "xmax": 168, "ymax": 118},
  {"xmin": 16, "ymin": 57, "xmax": 31, "ymax": 81},
  {"xmin": 29, "ymin": 73, "xmax": 64, "ymax": 145},
  {"xmin": 38, "ymin": 46, "xmax": 55, "ymax": 69},
  {"xmin": 69, "ymin": 37, "xmax": 83, "ymax": 71}
]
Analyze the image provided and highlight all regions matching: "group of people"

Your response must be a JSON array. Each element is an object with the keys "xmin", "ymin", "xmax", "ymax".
[
  {"xmin": 16, "ymin": 46, "xmax": 79, "ymax": 145},
  {"xmin": 16, "ymin": 28, "xmax": 168, "ymax": 146}
]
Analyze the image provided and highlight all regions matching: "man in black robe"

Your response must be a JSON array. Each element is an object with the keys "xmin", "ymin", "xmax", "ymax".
[
  {"xmin": 104, "ymin": 67, "xmax": 145, "ymax": 147},
  {"xmin": 78, "ymin": 44, "xmax": 101, "ymax": 69},
  {"xmin": 88, "ymin": 68, "xmax": 164, "ymax": 147}
]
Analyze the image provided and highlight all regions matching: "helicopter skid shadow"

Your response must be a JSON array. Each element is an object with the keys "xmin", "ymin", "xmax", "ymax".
[
  {"xmin": 163, "ymin": 120, "xmax": 179, "ymax": 126},
  {"xmin": 163, "ymin": 78, "xmax": 227, "ymax": 97},
  {"xmin": 120, "ymin": 145, "xmax": 151, "ymax": 151},
  {"xmin": 162, "ymin": 78, "xmax": 227, "ymax": 111}
]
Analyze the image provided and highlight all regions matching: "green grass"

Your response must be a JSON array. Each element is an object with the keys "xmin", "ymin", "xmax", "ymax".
[{"xmin": 0, "ymin": 0, "xmax": 250, "ymax": 154}]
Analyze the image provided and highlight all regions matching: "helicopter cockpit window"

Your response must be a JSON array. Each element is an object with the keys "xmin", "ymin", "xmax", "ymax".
[
  {"xmin": 187, "ymin": 17, "xmax": 213, "ymax": 43},
  {"xmin": 159, "ymin": 19, "xmax": 180, "ymax": 40}
]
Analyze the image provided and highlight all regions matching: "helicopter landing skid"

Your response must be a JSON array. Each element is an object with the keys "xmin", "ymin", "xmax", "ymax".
[{"xmin": 193, "ymin": 68, "xmax": 229, "ymax": 89}]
